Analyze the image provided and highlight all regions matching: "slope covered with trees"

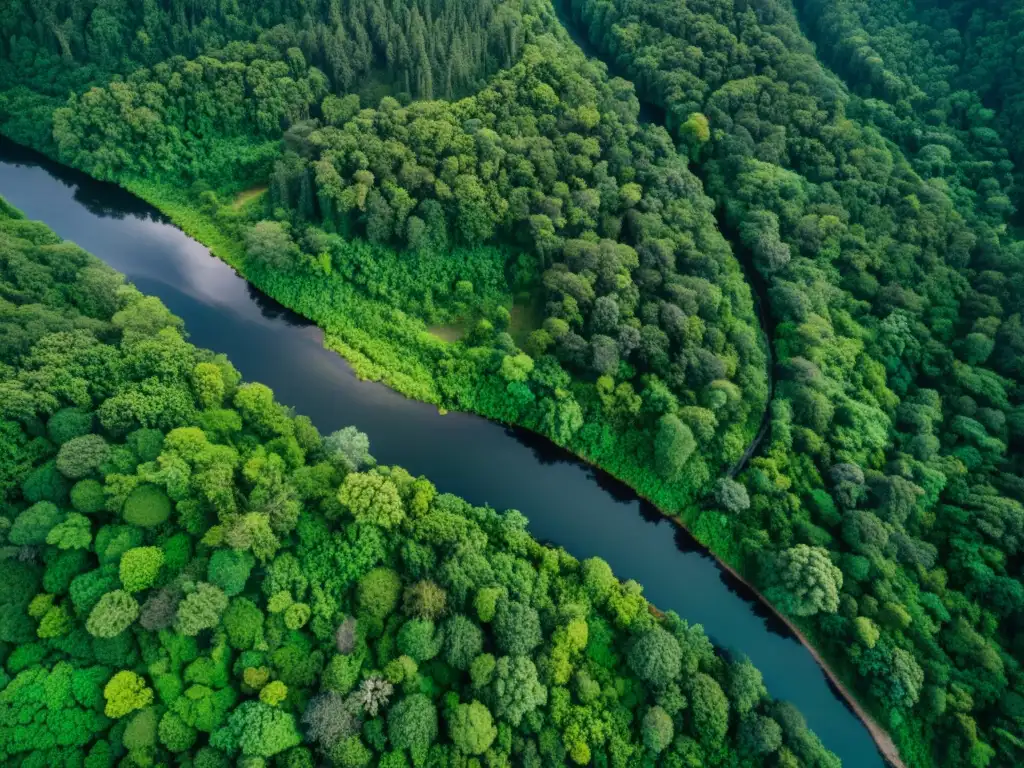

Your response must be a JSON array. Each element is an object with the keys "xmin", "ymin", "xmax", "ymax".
[
  {"xmin": 0, "ymin": 0, "xmax": 770, "ymax": 514},
  {"xmin": 2, "ymin": 0, "xmax": 1024, "ymax": 766},
  {"xmin": 798, "ymin": 0, "xmax": 1024, "ymax": 217},
  {"xmin": 0, "ymin": 196, "xmax": 836, "ymax": 767},
  {"xmin": 566, "ymin": 0, "xmax": 1024, "ymax": 765}
]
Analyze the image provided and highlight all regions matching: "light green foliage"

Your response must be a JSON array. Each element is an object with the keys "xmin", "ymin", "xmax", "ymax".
[
  {"xmin": 387, "ymin": 693, "xmax": 438, "ymax": 753},
  {"xmin": 654, "ymin": 414, "xmax": 696, "ymax": 482},
  {"xmin": 104, "ymin": 670, "xmax": 154, "ymax": 718},
  {"xmin": 260, "ymin": 680, "xmax": 288, "ymax": 706},
  {"xmin": 402, "ymin": 580, "xmax": 447, "ymax": 621},
  {"xmin": 45, "ymin": 511, "xmax": 93, "ymax": 549},
  {"xmin": 473, "ymin": 586, "xmax": 502, "ymax": 623},
  {"xmin": 338, "ymin": 471, "xmax": 405, "ymax": 530},
  {"xmin": 490, "ymin": 656, "xmax": 547, "ymax": 726},
  {"xmin": 212, "ymin": 700, "xmax": 301, "ymax": 758},
  {"xmin": 176, "ymin": 583, "xmax": 229, "ymax": 636},
  {"xmin": 120, "ymin": 546, "xmax": 164, "ymax": 592},
  {"xmin": 358, "ymin": 568, "xmax": 402, "ymax": 621},
  {"xmin": 449, "ymin": 700, "xmax": 496, "ymax": 755},
  {"xmin": 642, "ymin": 705, "xmax": 674, "ymax": 753},
  {"xmin": 223, "ymin": 598, "xmax": 265, "ymax": 650},
  {"xmin": 159, "ymin": 711, "xmax": 198, "ymax": 753},
  {"xmin": 56, "ymin": 434, "xmax": 111, "ymax": 478},
  {"xmin": 86, "ymin": 589, "xmax": 140, "ymax": 638},
  {"xmin": 469, "ymin": 654, "xmax": 496, "ymax": 689}
]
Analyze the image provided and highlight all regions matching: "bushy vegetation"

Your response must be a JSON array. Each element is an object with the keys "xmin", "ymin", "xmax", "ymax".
[
  {"xmin": 0, "ymin": 0, "xmax": 770, "ymax": 512},
  {"xmin": 566, "ymin": 0, "xmax": 1024, "ymax": 764},
  {"xmin": 0, "ymin": 198, "xmax": 835, "ymax": 766},
  {"xmin": 3, "ymin": 0, "xmax": 1024, "ymax": 766}
]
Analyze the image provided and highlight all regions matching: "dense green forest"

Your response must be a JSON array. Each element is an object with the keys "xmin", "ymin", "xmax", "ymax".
[
  {"xmin": 1, "ymin": 0, "xmax": 1023, "ymax": 766},
  {"xmin": 0, "ymin": 198, "xmax": 838, "ymax": 766},
  {"xmin": 566, "ymin": 0, "xmax": 1024, "ymax": 764}
]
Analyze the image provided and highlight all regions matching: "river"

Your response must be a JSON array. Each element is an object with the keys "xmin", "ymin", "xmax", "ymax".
[{"xmin": 0, "ymin": 139, "xmax": 886, "ymax": 766}]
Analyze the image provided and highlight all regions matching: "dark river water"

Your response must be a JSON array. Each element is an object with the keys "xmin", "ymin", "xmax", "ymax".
[{"xmin": 0, "ymin": 139, "xmax": 886, "ymax": 766}]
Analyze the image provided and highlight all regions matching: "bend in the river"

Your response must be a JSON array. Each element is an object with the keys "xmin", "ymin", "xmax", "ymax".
[{"xmin": 0, "ymin": 139, "xmax": 888, "ymax": 767}]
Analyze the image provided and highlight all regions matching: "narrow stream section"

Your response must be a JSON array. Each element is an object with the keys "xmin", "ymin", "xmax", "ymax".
[{"xmin": 0, "ymin": 139, "xmax": 886, "ymax": 766}]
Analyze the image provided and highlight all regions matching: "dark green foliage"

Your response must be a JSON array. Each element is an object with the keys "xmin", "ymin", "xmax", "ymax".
[
  {"xmin": 566, "ymin": 0, "xmax": 1024, "ymax": 762},
  {"xmin": 207, "ymin": 549, "xmax": 255, "ymax": 597},
  {"xmin": 0, "ymin": 199, "xmax": 817, "ymax": 766},
  {"xmin": 47, "ymin": 408, "xmax": 93, "ymax": 445},
  {"xmin": 492, "ymin": 599, "xmax": 542, "ymax": 656}
]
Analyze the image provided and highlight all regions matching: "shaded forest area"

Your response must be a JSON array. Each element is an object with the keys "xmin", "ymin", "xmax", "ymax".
[{"xmin": 1, "ymin": 0, "xmax": 1023, "ymax": 766}]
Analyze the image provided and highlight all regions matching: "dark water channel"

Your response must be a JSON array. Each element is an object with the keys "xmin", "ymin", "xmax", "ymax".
[{"xmin": 0, "ymin": 140, "xmax": 885, "ymax": 766}]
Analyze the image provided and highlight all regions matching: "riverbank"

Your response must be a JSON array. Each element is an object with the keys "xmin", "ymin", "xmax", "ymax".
[
  {"xmin": 124, "ymin": 165, "xmax": 901, "ymax": 768},
  {"xmin": 0, "ymin": 140, "xmax": 893, "ymax": 766}
]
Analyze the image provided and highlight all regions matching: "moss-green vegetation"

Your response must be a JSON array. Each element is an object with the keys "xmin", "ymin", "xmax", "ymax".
[
  {"xmin": 0, "ymin": 198, "xmax": 835, "ymax": 766},
  {"xmin": 3, "ymin": 0, "xmax": 1024, "ymax": 766}
]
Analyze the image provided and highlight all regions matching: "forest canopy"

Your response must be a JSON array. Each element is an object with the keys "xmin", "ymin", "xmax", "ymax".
[
  {"xmin": 0, "ymin": 196, "xmax": 836, "ymax": 767},
  {"xmin": 2, "ymin": 0, "xmax": 1024, "ymax": 766}
]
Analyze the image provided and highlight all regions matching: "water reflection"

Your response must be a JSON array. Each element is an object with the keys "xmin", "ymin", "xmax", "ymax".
[{"xmin": 0, "ymin": 137, "xmax": 888, "ymax": 768}]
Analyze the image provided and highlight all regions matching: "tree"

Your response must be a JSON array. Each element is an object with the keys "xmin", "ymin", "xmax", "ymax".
[
  {"xmin": 442, "ymin": 614, "xmax": 483, "ymax": 670},
  {"xmin": 715, "ymin": 478, "xmax": 750, "ymax": 513},
  {"xmin": 10, "ymin": 501, "xmax": 64, "ymax": 546},
  {"xmin": 324, "ymin": 427, "xmax": 374, "ymax": 472},
  {"xmin": 493, "ymin": 599, "xmax": 542, "ymax": 656},
  {"xmin": 449, "ymin": 700, "xmax": 496, "ymax": 755},
  {"xmin": 120, "ymin": 546, "xmax": 164, "ymax": 592},
  {"xmin": 338, "ymin": 472, "xmax": 405, "ymax": 530},
  {"xmin": 246, "ymin": 221, "xmax": 300, "ymax": 270},
  {"xmin": 689, "ymin": 673, "xmax": 730, "ymax": 749},
  {"xmin": 728, "ymin": 657, "xmax": 767, "ymax": 715},
  {"xmin": 55, "ymin": 434, "xmax": 110, "ymax": 478},
  {"xmin": 70, "ymin": 479, "xmax": 106, "ymax": 515},
  {"xmin": 402, "ymin": 580, "xmax": 447, "ymax": 620},
  {"xmin": 397, "ymin": 618, "xmax": 442, "ymax": 662},
  {"xmin": 104, "ymin": 671, "xmax": 153, "ymax": 718},
  {"xmin": 159, "ymin": 711, "xmax": 198, "ymax": 753},
  {"xmin": 208, "ymin": 549, "xmax": 255, "ymax": 596},
  {"xmin": 47, "ymin": 408, "xmax": 93, "ymax": 444},
  {"xmin": 86, "ymin": 589, "xmax": 139, "ymax": 638},
  {"xmin": 765, "ymin": 545, "xmax": 843, "ymax": 617},
  {"xmin": 654, "ymin": 414, "xmax": 696, "ymax": 481},
  {"xmin": 739, "ymin": 713, "xmax": 783, "ymax": 755},
  {"xmin": 490, "ymin": 656, "xmax": 547, "ymax": 726},
  {"xmin": 123, "ymin": 484, "xmax": 172, "ymax": 527},
  {"xmin": 223, "ymin": 597, "xmax": 265, "ymax": 650},
  {"xmin": 642, "ymin": 705, "xmax": 674, "ymax": 754},
  {"xmin": 388, "ymin": 693, "xmax": 438, "ymax": 754},
  {"xmin": 357, "ymin": 568, "xmax": 402, "ymax": 621},
  {"xmin": 303, "ymin": 692, "xmax": 361, "ymax": 751},
  {"xmin": 212, "ymin": 700, "xmax": 301, "ymax": 758},
  {"xmin": 176, "ymin": 583, "xmax": 229, "ymax": 636},
  {"xmin": 627, "ymin": 627, "xmax": 682, "ymax": 689}
]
